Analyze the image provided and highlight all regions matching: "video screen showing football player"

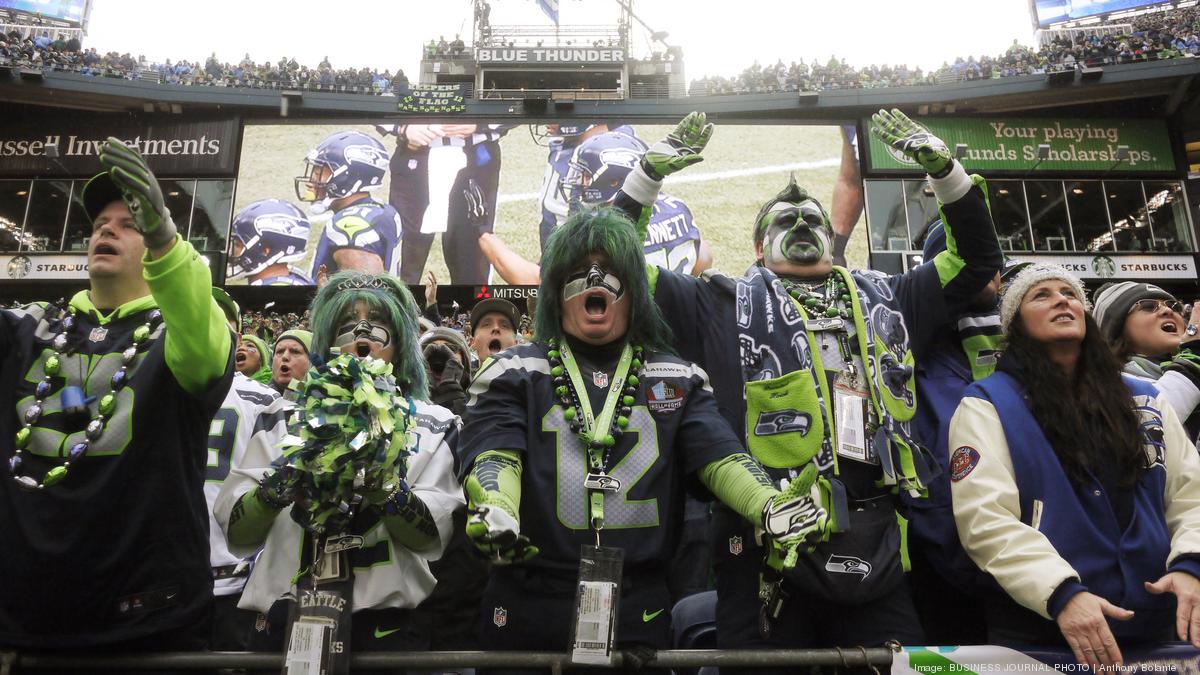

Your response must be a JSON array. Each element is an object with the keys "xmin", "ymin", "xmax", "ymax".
[
  {"xmin": 533, "ymin": 122, "xmax": 632, "ymax": 249},
  {"xmin": 295, "ymin": 130, "xmax": 403, "ymax": 286},
  {"xmin": 226, "ymin": 199, "xmax": 312, "ymax": 286},
  {"xmin": 478, "ymin": 130, "xmax": 712, "ymax": 285}
]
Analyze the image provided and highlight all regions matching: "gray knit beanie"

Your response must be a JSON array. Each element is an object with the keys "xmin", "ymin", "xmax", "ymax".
[
  {"xmin": 1091, "ymin": 281, "xmax": 1175, "ymax": 343},
  {"xmin": 999, "ymin": 264, "xmax": 1090, "ymax": 335}
]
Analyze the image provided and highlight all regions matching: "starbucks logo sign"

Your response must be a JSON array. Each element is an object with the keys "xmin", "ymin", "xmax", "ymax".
[
  {"xmin": 1091, "ymin": 255, "xmax": 1116, "ymax": 279},
  {"xmin": 7, "ymin": 255, "xmax": 31, "ymax": 280}
]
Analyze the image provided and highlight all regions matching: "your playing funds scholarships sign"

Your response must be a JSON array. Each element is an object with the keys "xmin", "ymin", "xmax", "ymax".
[{"xmin": 864, "ymin": 117, "xmax": 1177, "ymax": 174}]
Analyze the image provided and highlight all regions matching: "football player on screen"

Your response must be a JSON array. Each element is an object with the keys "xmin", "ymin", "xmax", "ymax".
[
  {"xmin": 533, "ymin": 122, "xmax": 631, "ymax": 249},
  {"xmin": 295, "ymin": 130, "xmax": 403, "ymax": 285},
  {"xmin": 226, "ymin": 199, "xmax": 313, "ymax": 286}
]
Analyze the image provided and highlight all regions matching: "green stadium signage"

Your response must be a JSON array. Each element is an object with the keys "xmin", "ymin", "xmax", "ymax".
[
  {"xmin": 398, "ymin": 84, "xmax": 466, "ymax": 114},
  {"xmin": 863, "ymin": 117, "xmax": 1176, "ymax": 174}
]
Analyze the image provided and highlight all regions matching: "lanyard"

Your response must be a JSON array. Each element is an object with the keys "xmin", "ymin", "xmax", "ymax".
[{"xmin": 558, "ymin": 341, "xmax": 633, "ymax": 535}]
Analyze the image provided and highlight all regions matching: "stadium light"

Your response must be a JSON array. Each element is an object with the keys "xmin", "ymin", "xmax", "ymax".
[
  {"xmin": 1115, "ymin": 145, "xmax": 1130, "ymax": 161},
  {"xmin": 1036, "ymin": 144, "xmax": 1051, "ymax": 160},
  {"xmin": 1046, "ymin": 69, "xmax": 1074, "ymax": 85},
  {"xmin": 797, "ymin": 91, "xmax": 818, "ymax": 105},
  {"xmin": 1080, "ymin": 66, "xmax": 1103, "ymax": 81},
  {"xmin": 19, "ymin": 68, "xmax": 44, "ymax": 82}
]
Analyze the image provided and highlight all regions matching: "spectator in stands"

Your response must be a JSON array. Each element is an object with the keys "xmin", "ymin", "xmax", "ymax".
[
  {"xmin": 270, "ymin": 329, "xmax": 311, "ymax": 395},
  {"xmin": 0, "ymin": 140, "xmax": 232, "ymax": 654},
  {"xmin": 468, "ymin": 297, "xmax": 519, "ymax": 362},
  {"xmin": 1092, "ymin": 282, "xmax": 1200, "ymax": 437},
  {"xmin": 237, "ymin": 334, "xmax": 273, "ymax": 385},
  {"xmin": 217, "ymin": 270, "xmax": 462, "ymax": 655},
  {"xmin": 419, "ymin": 326, "xmax": 471, "ymax": 416},
  {"xmin": 951, "ymin": 264, "xmax": 1200, "ymax": 669}
]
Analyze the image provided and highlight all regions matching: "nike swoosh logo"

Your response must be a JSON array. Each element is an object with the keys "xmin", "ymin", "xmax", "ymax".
[
  {"xmin": 374, "ymin": 626, "xmax": 403, "ymax": 639},
  {"xmin": 642, "ymin": 609, "xmax": 664, "ymax": 622}
]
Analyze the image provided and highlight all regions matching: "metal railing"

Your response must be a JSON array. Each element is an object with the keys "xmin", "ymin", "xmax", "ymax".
[
  {"xmin": 476, "ymin": 87, "xmax": 624, "ymax": 100},
  {"xmin": 1, "ymin": 648, "xmax": 895, "ymax": 673},
  {"xmin": 0, "ymin": 22, "xmax": 83, "ymax": 43}
]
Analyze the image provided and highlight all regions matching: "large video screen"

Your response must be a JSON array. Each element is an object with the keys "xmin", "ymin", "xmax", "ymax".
[
  {"xmin": 230, "ymin": 122, "xmax": 848, "ymax": 287},
  {"xmin": 0, "ymin": 0, "xmax": 88, "ymax": 23},
  {"xmin": 1032, "ymin": 0, "xmax": 1168, "ymax": 27}
]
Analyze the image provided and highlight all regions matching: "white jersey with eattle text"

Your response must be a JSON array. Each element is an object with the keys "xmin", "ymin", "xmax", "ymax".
[
  {"xmin": 215, "ymin": 398, "xmax": 464, "ymax": 613},
  {"xmin": 206, "ymin": 373, "xmax": 283, "ymax": 596}
]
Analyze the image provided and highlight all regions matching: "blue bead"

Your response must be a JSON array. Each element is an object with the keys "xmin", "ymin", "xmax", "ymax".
[
  {"xmin": 68, "ymin": 442, "xmax": 88, "ymax": 461},
  {"xmin": 52, "ymin": 334, "xmax": 68, "ymax": 351},
  {"xmin": 122, "ymin": 347, "xmax": 137, "ymax": 364},
  {"xmin": 35, "ymin": 380, "xmax": 51, "ymax": 399},
  {"xmin": 61, "ymin": 315, "xmax": 74, "ymax": 330},
  {"xmin": 86, "ymin": 419, "xmax": 104, "ymax": 440},
  {"xmin": 24, "ymin": 405, "xmax": 42, "ymax": 424},
  {"xmin": 8, "ymin": 456, "xmax": 21, "ymax": 473},
  {"xmin": 110, "ymin": 370, "xmax": 127, "ymax": 389},
  {"xmin": 148, "ymin": 309, "xmax": 162, "ymax": 323}
]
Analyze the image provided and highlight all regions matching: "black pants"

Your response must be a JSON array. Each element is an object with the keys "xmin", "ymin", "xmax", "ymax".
[
  {"xmin": 477, "ymin": 566, "xmax": 672, "ymax": 675},
  {"xmin": 392, "ymin": 143, "xmax": 502, "ymax": 285},
  {"xmin": 905, "ymin": 541, "xmax": 988, "ymax": 645},
  {"xmin": 210, "ymin": 591, "xmax": 260, "ymax": 651},
  {"xmin": 10, "ymin": 610, "xmax": 213, "ymax": 675}
]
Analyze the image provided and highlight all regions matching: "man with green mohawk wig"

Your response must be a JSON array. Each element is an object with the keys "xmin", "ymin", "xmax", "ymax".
[
  {"xmin": 460, "ymin": 206, "xmax": 825, "ymax": 657},
  {"xmin": 609, "ymin": 110, "xmax": 1003, "ymax": 658},
  {"xmin": 215, "ymin": 270, "xmax": 463, "ymax": 657}
]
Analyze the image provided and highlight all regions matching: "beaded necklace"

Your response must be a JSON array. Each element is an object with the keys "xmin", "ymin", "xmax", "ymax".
[
  {"xmin": 9, "ymin": 302, "xmax": 162, "ymax": 491},
  {"xmin": 780, "ymin": 275, "xmax": 852, "ymax": 320}
]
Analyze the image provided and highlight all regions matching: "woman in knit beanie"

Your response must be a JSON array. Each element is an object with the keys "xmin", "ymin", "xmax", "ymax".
[{"xmin": 1092, "ymin": 281, "xmax": 1200, "ymax": 435}]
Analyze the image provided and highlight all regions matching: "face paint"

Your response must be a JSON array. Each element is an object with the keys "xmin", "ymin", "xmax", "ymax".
[
  {"xmin": 760, "ymin": 201, "xmax": 832, "ymax": 267},
  {"xmin": 562, "ymin": 262, "xmax": 625, "ymax": 303},
  {"xmin": 333, "ymin": 319, "xmax": 392, "ymax": 349}
]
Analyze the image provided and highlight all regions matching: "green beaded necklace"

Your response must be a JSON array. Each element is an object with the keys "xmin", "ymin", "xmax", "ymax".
[
  {"xmin": 9, "ymin": 303, "xmax": 162, "ymax": 491},
  {"xmin": 781, "ymin": 275, "xmax": 853, "ymax": 321}
]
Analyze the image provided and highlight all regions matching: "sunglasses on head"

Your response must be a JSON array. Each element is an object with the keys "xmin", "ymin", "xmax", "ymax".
[{"xmin": 1129, "ymin": 298, "xmax": 1185, "ymax": 316}]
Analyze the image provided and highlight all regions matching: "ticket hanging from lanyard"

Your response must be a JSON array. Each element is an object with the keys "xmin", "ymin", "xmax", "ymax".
[{"xmin": 569, "ymin": 544, "xmax": 624, "ymax": 666}]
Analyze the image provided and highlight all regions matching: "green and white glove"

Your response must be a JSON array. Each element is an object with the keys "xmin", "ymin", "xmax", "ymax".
[
  {"xmin": 871, "ymin": 108, "xmax": 953, "ymax": 179},
  {"xmin": 762, "ymin": 463, "xmax": 829, "ymax": 569},
  {"xmin": 466, "ymin": 504, "xmax": 539, "ymax": 564},
  {"xmin": 641, "ymin": 111, "xmax": 714, "ymax": 180},
  {"xmin": 98, "ymin": 137, "xmax": 178, "ymax": 250}
]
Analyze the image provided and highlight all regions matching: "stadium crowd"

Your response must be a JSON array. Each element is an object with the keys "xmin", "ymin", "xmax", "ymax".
[{"xmin": 1, "ymin": 5, "xmax": 1197, "ymax": 99}]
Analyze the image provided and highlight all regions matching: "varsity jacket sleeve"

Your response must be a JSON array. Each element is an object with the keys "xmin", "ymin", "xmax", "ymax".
[
  {"xmin": 949, "ymin": 395, "xmax": 1080, "ymax": 619},
  {"xmin": 142, "ymin": 235, "xmax": 233, "ymax": 397},
  {"xmin": 1159, "ymin": 394, "xmax": 1200, "ymax": 576},
  {"xmin": 1152, "ymin": 369, "xmax": 1200, "ymax": 423}
]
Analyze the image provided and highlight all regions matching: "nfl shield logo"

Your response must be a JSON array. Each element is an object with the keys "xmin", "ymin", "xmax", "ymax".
[
  {"xmin": 254, "ymin": 614, "xmax": 268, "ymax": 633},
  {"xmin": 729, "ymin": 536, "xmax": 743, "ymax": 556},
  {"xmin": 493, "ymin": 606, "xmax": 508, "ymax": 628},
  {"xmin": 89, "ymin": 327, "xmax": 108, "ymax": 342},
  {"xmin": 593, "ymin": 371, "xmax": 609, "ymax": 388}
]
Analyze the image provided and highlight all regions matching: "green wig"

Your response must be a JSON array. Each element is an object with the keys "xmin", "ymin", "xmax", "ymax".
[
  {"xmin": 241, "ymin": 334, "xmax": 273, "ymax": 385},
  {"xmin": 534, "ymin": 206, "xmax": 674, "ymax": 353},
  {"xmin": 752, "ymin": 175, "xmax": 831, "ymax": 246},
  {"xmin": 308, "ymin": 271, "xmax": 429, "ymax": 400}
]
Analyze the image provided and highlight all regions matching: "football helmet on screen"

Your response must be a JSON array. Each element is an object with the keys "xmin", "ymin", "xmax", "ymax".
[
  {"xmin": 294, "ymin": 130, "xmax": 390, "ymax": 208},
  {"xmin": 228, "ymin": 198, "xmax": 311, "ymax": 279},
  {"xmin": 562, "ymin": 131, "xmax": 648, "ymax": 207}
]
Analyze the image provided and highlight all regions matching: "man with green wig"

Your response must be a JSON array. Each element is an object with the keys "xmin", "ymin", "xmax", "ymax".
[
  {"xmin": 459, "ymin": 206, "xmax": 824, "ymax": 657},
  {"xmin": 215, "ymin": 270, "xmax": 463, "ymax": 655},
  {"xmin": 608, "ymin": 111, "xmax": 1003, "ymax": 657}
]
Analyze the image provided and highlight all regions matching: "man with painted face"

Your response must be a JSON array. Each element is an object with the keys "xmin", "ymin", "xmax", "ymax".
[
  {"xmin": 216, "ymin": 271, "xmax": 462, "ymax": 653},
  {"xmin": 610, "ymin": 110, "xmax": 1003, "ymax": 657},
  {"xmin": 459, "ymin": 207, "xmax": 827, "ymax": 657}
]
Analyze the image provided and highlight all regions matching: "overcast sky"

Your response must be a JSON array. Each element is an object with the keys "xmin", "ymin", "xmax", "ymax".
[{"xmin": 84, "ymin": 0, "xmax": 1037, "ymax": 81}]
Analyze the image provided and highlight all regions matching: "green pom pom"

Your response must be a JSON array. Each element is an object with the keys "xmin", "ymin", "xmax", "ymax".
[
  {"xmin": 616, "ymin": 415, "xmax": 629, "ymax": 429},
  {"xmin": 603, "ymin": 434, "xmax": 616, "ymax": 447},
  {"xmin": 623, "ymin": 395, "xmax": 635, "ymax": 406},
  {"xmin": 626, "ymin": 375, "xmax": 640, "ymax": 387},
  {"xmin": 43, "ymin": 465, "xmax": 68, "ymax": 487},
  {"xmin": 551, "ymin": 366, "xmax": 564, "ymax": 377},
  {"xmin": 44, "ymin": 355, "xmax": 60, "ymax": 377},
  {"xmin": 563, "ymin": 407, "xmax": 576, "ymax": 421}
]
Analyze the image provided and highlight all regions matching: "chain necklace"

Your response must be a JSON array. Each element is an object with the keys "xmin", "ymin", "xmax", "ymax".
[
  {"xmin": 9, "ymin": 302, "xmax": 162, "ymax": 491},
  {"xmin": 546, "ymin": 338, "xmax": 642, "ymax": 469},
  {"xmin": 780, "ymin": 275, "xmax": 852, "ymax": 321}
]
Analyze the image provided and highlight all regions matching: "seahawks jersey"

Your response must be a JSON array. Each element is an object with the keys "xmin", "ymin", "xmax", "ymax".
[
  {"xmin": 539, "ymin": 125, "xmax": 635, "ymax": 236},
  {"xmin": 643, "ymin": 195, "xmax": 702, "ymax": 275},
  {"xmin": 460, "ymin": 342, "xmax": 742, "ymax": 571},
  {"xmin": 206, "ymin": 373, "xmax": 281, "ymax": 596},
  {"xmin": 0, "ymin": 241, "xmax": 233, "ymax": 648},
  {"xmin": 216, "ymin": 398, "xmax": 464, "ymax": 613},
  {"xmin": 310, "ymin": 198, "xmax": 403, "ymax": 277},
  {"xmin": 250, "ymin": 267, "xmax": 313, "ymax": 286}
]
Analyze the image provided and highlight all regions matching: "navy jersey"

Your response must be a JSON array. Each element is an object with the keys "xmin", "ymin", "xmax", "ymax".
[
  {"xmin": 310, "ymin": 198, "xmax": 403, "ymax": 277},
  {"xmin": 643, "ymin": 195, "xmax": 702, "ymax": 275},
  {"xmin": 459, "ymin": 342, "xmax": 742, "ymax": 571},
  {"xmin": 250, "ymin": 267, "xmax": 313, "ymax": 286},
  {"xmin": 539, "ymin": 125, "xmax": 636, "ymax": 237}
]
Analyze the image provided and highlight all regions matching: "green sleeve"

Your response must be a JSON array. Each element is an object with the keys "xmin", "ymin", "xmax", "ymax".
[
  {"xmin": 699, "ymin": 453, "xmax": 778, "ymax": 529},
  {"xmin": 226, "ymin": 487, "xmax": 282, "ymax": 551},
  {"xmin": 381, "ymin": 492, "xmax": 440, "ymax": 552},
  {"xmin": 142, "ymin": 236, "xmax": 232, "ymax": 396},
  {"xmin": 464, "ymin": 449, "xmax": 523, "ymax": 521}
]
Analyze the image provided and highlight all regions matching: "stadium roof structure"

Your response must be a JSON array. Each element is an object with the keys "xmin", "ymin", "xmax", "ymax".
[{"xmin": 2, "ymin": 58, "xmax": 1200, "ymax": 134}]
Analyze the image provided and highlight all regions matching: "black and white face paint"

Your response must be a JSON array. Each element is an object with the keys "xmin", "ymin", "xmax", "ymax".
[
  {"xmin": 760, "ymin": 200, "xmax": 832, "ymax": 268},
  {"xmin": 562, "ymin": 262, "xmax": 625, "ymax": 303},
  {"xmin": 333, "ymin": 319, "xmax": 392, "ymax": 349}
]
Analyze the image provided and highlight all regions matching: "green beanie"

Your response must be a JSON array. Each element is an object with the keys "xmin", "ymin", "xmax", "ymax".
[{"xmin": 241, "ymin": 334, "xmax": 273, "ymax": 385}]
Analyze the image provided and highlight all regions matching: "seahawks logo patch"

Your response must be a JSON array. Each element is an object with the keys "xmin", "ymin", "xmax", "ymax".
[
  {"xmin": 754, "ymin": 410, "xmax": 811, "ymax": 436},
  {"xmin": 825, "ymin": 554, "xmax": 871, "ymax": 577}
]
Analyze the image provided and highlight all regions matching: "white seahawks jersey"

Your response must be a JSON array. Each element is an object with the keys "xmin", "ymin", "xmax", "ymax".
[
  {"xmin": 215, "ymin": 398, "xmax": 464, "ymax": 612},
  {"xmin": 206, "ymin": 373, "xmax": 282, "ymax": 596}
]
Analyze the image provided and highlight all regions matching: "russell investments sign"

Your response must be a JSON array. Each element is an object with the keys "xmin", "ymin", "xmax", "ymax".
[{"xmin": 864, "ymin": 117, "xmax": 1177, "ymax": 174}]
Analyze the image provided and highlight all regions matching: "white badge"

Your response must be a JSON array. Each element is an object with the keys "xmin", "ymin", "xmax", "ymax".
[
  {"xmin": 834, "ymin": 383, "xmax": 872, "ymax": 464},
  {"xmin": 571, "ymin": 579, "xmax": 618, "ymax": 665},
  {"xmin": 284, "ymin": 616, "xmax": 334, "ymax": 675}
]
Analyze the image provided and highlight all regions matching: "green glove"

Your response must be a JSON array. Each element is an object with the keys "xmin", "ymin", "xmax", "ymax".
[
  {"xmin": 761, "ymin": 463, "xmax": 829, "ymax": 569},
  {"xmin": 1164, "ymin": 341, "xmax": 1200, "ymax": 388},
  {"xmin": 98, "ymin": 137, "xmax": 178, "ymax": 250},
  {"xmin": 466, "ymin": 504, "xmax": 539, "ymax": 564},
  {"xmin": 871, "ymin": 108, "xmax": 953, "ymax": 179},
  {"xmin": 256, "ymin": 465, "xmax": 300, "ymax": 510},
  {"xmin": 641, "ymin": 111, "xmax": 714, "ymax": 180}
]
